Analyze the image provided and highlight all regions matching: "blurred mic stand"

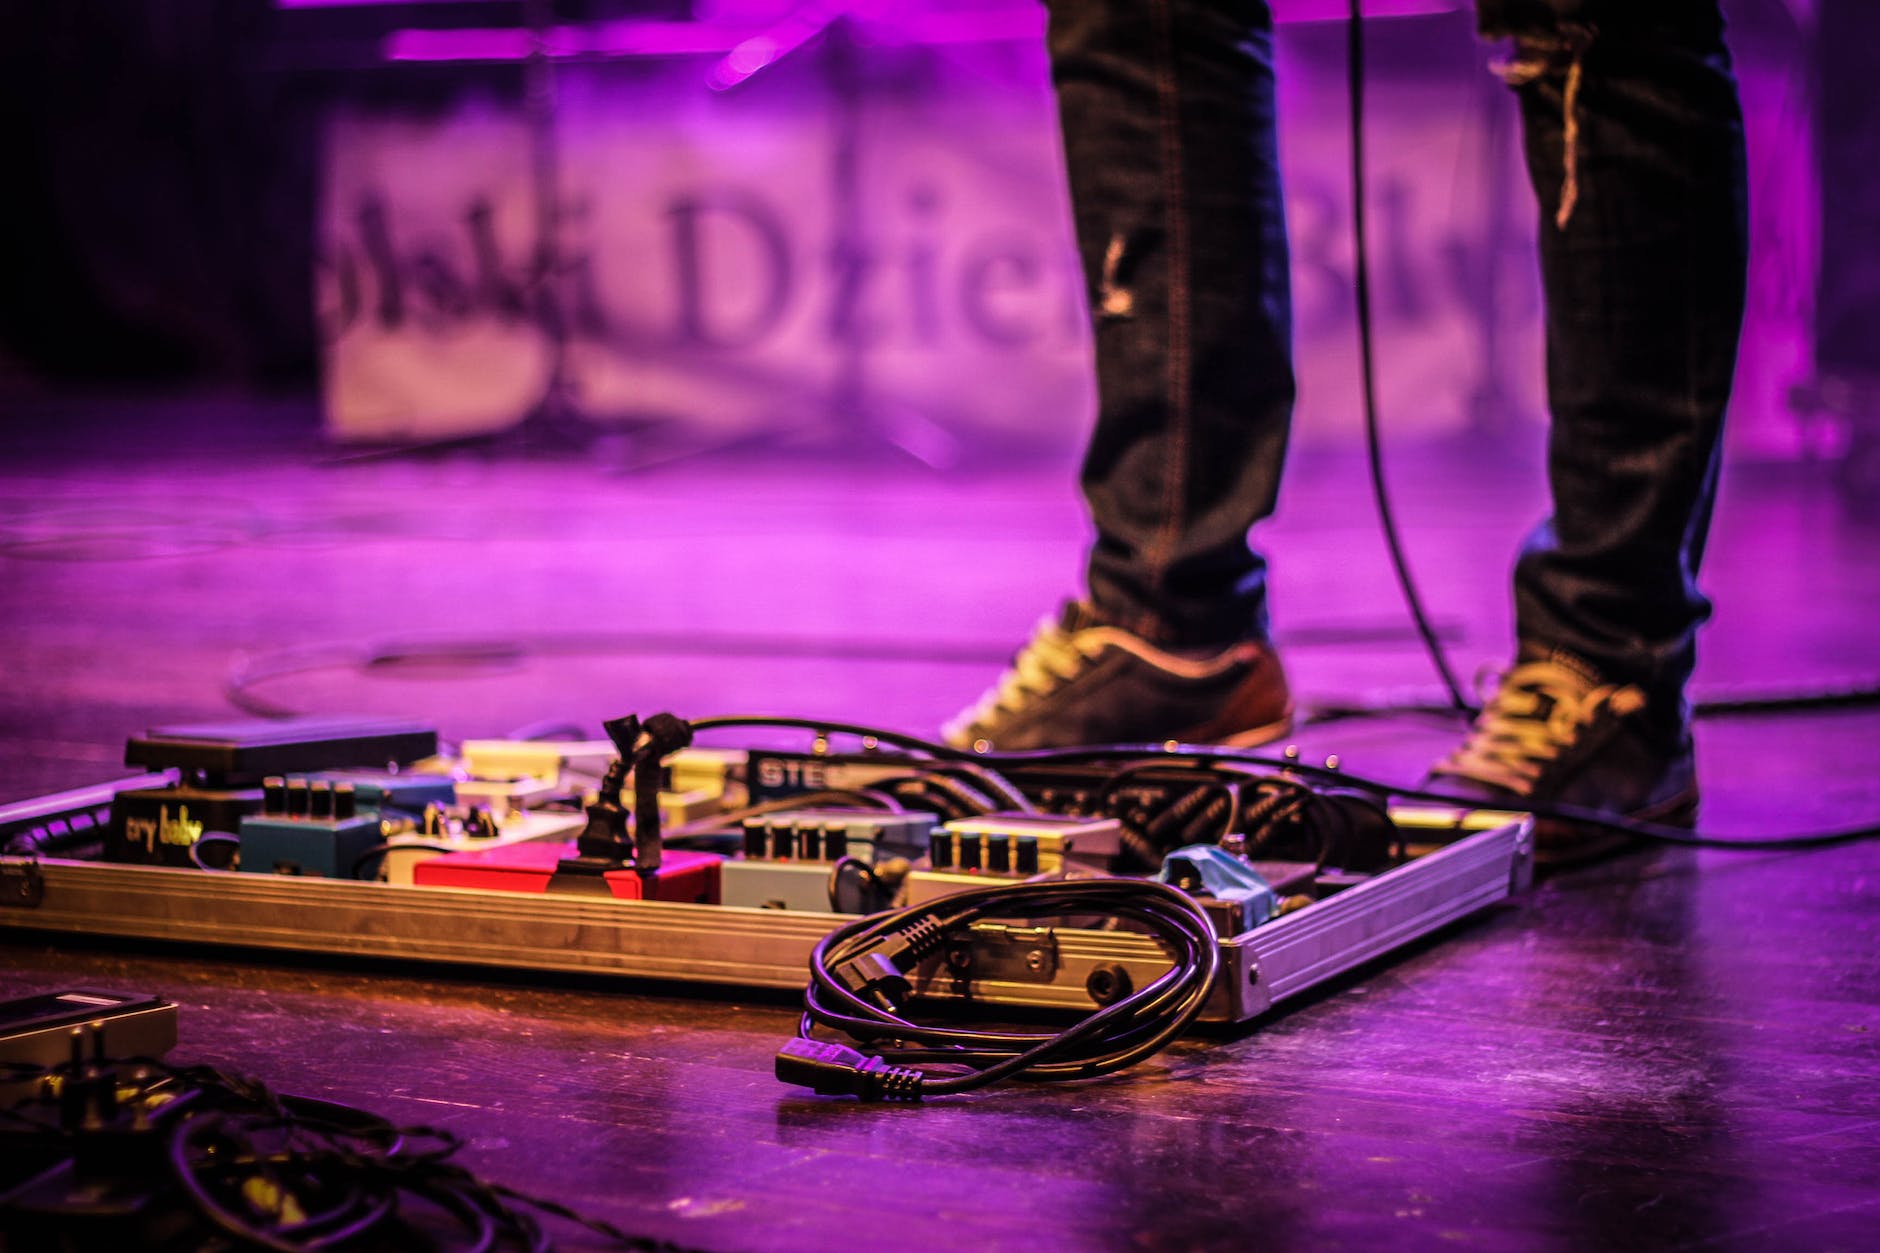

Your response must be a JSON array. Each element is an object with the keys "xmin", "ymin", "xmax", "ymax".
[
  {"xmin": 631, "ymin": 1, "xmax": 966, "ymax": 471},
  {"xmin": 329, "ymin": 0, "xmax": 621, "ymax": 465}
]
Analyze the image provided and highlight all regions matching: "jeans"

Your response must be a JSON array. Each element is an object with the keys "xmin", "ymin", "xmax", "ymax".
[{"xmin": 1046, "ymin": 0, "xmax": 1748, "ymax": 742}]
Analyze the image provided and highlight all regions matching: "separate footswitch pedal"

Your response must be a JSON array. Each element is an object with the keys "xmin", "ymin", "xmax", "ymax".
[{"xmin": 0, "ymin": 990, "xmax": 177, "ymax": 1100}]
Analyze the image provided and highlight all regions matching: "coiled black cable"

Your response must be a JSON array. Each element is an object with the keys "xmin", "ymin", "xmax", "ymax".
[
  {"xmin": 2, "ymin": 1059, "xmax": 681, "ymax": 1252},
  {"xmin": 779, "ymin": 877, "xmax": 1219, "ymax": 1100}
]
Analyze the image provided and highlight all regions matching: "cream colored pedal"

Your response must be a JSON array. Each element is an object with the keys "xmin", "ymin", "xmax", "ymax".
[
  {"xmin": 377, "ymin": 809, "xmax": 584, "ymax": 885},
  {"xmin": 453, "ymin": 776, "xmax": 559, "ymax": 817},
  {"xmin": 460, "ymin": 739, "xmax": 615, "ymax": 785},
  {"xmin": 933, "ymin": 813, "xmax": 1123, "ymax": 877}
]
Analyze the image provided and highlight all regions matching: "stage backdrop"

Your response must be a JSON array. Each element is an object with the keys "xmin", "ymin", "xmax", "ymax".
[{"xmin": 316, "ymin": 11, "xmax": 1815, "ymax": 456}]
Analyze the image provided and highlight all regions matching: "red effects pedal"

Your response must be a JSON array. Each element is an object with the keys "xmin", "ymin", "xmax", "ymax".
[{"xmin": 412, "ymin": 842, "xmax": 722, "ymax": 904}]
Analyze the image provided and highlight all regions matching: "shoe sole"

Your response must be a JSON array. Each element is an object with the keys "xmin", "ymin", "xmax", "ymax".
[
  {"xmin": 943, "ymin": 713, "xmax": 1291, "ymax": 753},
  {"xmin": 1193, "ymin": 712, "xmax": 1294, "ymax": 750},
  {"xmin": 1533, "ymin": 786, "xmax": 1700, "ymax": 868}
]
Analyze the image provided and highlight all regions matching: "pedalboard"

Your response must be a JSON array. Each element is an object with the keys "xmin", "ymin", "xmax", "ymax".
[{"xmin": 2, "ymin": 715, "xmax": 1537, "ymax": 1027}]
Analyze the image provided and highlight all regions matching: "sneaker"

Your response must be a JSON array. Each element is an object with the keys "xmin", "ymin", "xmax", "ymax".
[
  {"xmin": 942, "ymin": 602, "xmax": 1293, "ymax": 752},
  {"xmin": 1423, "ymin": 650, "xmax": 1698, "ymax": 863}
]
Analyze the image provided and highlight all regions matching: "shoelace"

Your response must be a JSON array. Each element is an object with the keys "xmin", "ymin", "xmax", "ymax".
[
  {"xmin": 948, "ymin": 613, "xmax": 1105, "ymax": 738},
  {"xmin": 1434, "ymin": 659, "xmax": 1645, "ymax": 796}
]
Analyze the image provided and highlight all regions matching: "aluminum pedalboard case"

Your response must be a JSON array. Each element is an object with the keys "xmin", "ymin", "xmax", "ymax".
[{"xmin": 0, "ymin": 777, "xmax": 1534, "ymax": 1025}]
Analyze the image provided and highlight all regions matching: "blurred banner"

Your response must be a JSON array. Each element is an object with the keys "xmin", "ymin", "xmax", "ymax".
[{"xmin": 316, "ymin": 9, "xmax": 1814, "ymax": 455}]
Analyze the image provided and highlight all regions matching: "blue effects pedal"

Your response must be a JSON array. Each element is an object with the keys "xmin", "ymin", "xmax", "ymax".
[{"xmin": 237, "ymin": 777, "xmax": 380, "ymax": 879}]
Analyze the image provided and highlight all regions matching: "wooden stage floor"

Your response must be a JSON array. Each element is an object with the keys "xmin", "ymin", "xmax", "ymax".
[{"xmin": 1, "ymin": 403, "xmax": 1876, "ymax": 1250}]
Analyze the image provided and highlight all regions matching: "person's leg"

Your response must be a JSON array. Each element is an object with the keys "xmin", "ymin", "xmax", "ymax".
[
  {"xmin": 1051, "ymin": 0, "xmax": 1295, "ymax": 649},
  {"xmin": 944, "ymin": 0, "xmax": 1297, "ymax": 750},
  {"xmin": 1431, "ymin": 1, "xmax": 1748, "ymax": 831},
  {"xmin": 1502, "ymin": 2, "xmax": 1747, "ymax": 740}
]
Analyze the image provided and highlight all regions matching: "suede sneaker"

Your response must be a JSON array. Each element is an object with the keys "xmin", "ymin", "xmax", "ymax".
[
  {"xmin": 943, "ymin": 602, "xmax": 1293, "ymax": 752},
  {"xmin": 1422, "ymin": 649, "xmax": 1698, "ymax": 863}
]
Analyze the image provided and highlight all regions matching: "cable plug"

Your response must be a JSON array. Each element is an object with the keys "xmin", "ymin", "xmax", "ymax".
[
  {"xmin": 775, "ymin": 1038, "xmax": 923, "ymax": 1102},
  {"xmin": 832, "ymin": 950, "xmax": 912, "ymax": 1012},
  {"xmin": 831, "ymin": 915, "xmax": 948, "ymax": 1011}
]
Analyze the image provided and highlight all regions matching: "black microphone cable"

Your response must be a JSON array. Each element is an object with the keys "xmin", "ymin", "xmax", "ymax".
[
  {"xmin": 680, "ymin": 714, "xmax": 1880, "ymax": 850},
  {"xmin": 1347, "ymin": 0, "xmax": 1474, "ymax": 715}
]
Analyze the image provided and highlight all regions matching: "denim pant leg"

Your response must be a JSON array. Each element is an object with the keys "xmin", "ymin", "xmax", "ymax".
[
  {"xmin": 1045, "ymin": 0, "xmax": 1294, "ymax": 649},
  {"xmin": 1493, "ymin": 5, "xmax": 1749, "ymax": 741}
]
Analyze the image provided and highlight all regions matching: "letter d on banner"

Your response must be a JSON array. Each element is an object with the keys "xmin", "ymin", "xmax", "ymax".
[{"xmin": 667, "ymin": 193, "xmax": 793, "ymax": 349}]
